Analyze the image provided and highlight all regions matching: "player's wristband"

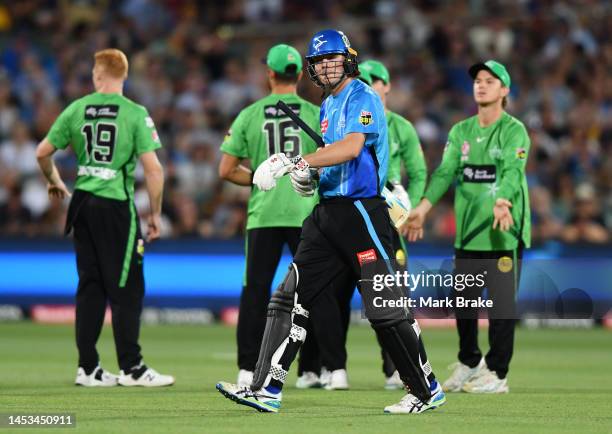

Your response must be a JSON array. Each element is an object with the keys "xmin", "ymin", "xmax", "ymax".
[{"xmin": 290, "ymin": 155, "xmax": 310, "ymax": 172}]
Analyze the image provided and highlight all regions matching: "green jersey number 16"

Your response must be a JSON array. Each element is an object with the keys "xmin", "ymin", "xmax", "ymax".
[{"xmin": 262, "ymin": 119, "xmax": 301, "ymax": 158}]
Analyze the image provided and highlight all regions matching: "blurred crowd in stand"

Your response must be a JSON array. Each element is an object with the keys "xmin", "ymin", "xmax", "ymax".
[{"xmin": 0, "ymin": 1, "xmax": 610, "ymax": 244}]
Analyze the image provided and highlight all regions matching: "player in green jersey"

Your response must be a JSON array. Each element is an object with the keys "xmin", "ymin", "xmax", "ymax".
[
  {"xmin": 219, "ymin": 44, "xmax": 348, "ymax": 389},
  {"xmin": 36, "ymin": 49, "xmax": 174, "ymax": 387},
  {"xmin": 358, "ymin": 59, "xmax": 427, "ymax": 389},
  {"xmin": 408, "ymin": 60, "xmax": 531, "ymax": 394}
]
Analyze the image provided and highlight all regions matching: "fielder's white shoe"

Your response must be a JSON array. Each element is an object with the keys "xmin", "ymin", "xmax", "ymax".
[
  {"xmin": 296, "ymin": 371, "xmax": 320, "ymax": 389},
  {"xmin": 324, "ymin": 369, "xmax": 349, "ymax": 390},
  {"xmin": 319, "ymin": 367, "xmax": 331, "ymax": 387},
  {"xmin": 118, "ymin": 364, "xmax": 174, "ymax": 387},
  {"xmin": 384, "ymin": 381, "xmax": 446, "ymax": 414},
  {"xmin": 442, "ymin": 358, "xmax": 485, "ymax": 392},
  {"xmin": 237, "ymin": 369, "xmax": 253, "ymax": 388},
  {"xmin": 462, "ymin": 367, "xmax": 509, "ymax": 394},
  {"xmin": 216, "ymin": 381, "xmax": 282, "ymax": 413},
  {"xmin": 384, "ymin": 370, "xmax": 404, "ymax": 390},
  {"xmin": 75, "ymin": 366, "xmax": 118, "ymax": 387}
]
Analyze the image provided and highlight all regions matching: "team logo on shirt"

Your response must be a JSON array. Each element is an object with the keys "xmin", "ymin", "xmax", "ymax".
[
  {"xmin": 359, "ymin": 110, "xmax": 372, "ymax": 126},
  {"xmin": 516, "ymin": 147, "xmax": 526, "ymax": 160},
  {"xmin": 321, "ymin": 118, "xmax": 329, "ymax": 134},
  {"xmin": 151, "ymin": 129, "xmax": 160, "ymax": 142},
  {"xmin": 489, "ymin": 147, "xmax": 503, "ymax": 160}
]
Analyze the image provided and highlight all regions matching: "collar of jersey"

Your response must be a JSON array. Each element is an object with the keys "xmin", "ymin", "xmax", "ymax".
[
  {"xmin": 331, "ymin": 79, "xmax": 357, "ymax": 100},
  {"xmin": 477, "ymin": 111, "xmax": 507, "ymax": 132}
]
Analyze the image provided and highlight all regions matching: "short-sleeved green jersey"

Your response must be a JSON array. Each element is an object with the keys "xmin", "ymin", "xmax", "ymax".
[
  {"xmin": 47, "ymin": 92, "xmax": 161, "ymax": 201},
  {"xmin": 425, "ymin": 112, "xmax": 531, "ymax": 251},
  {"xmin": 386, "ymin": 111, "xmax": 427, "ymax": 205},
  {"xmin": 221, "ymin": 93, "xmax": 320, "ymax": 230}
]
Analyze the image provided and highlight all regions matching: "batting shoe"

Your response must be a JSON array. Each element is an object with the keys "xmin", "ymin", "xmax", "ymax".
[
  {"xmin": 118, "ymin": 363, "xmax": 174, "ymax": 387},
  {"xmin": 237, "ymin": 369, "xmax": 253, "ymax": 388},
  {"xmin": 296, "ymin": 371, "xmax": 320, "ymax": 389},
  {"xmin": 384, "ymin": 380, "xmax": 446, "ymax": 414},
  {"xmin": 462, "ymin": 368, "xmax": 509, "ymax": 394},
  {"xmin": 75, "ymin": 366, "xmax": 118, "ymax": 387},
  {"xmin": 442, "ymin": 358, "xmax": 485, "ymax": 392},
  {"xmin": 324, "ymin": 369, "xmax": 349, "ymax": 390},
  {"xmin": 384, "ymin": 371, "xmax": 404, "ymax": 390},
  {"xmin": 216, "ymin": 382, "xmax": 282, "ymax": 413}
]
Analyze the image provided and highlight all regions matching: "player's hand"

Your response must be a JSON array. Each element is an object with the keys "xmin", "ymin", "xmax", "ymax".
[
  {"xmin": 146, "ymin": 213, "xmax": 162, "ymax": 242},
  {"xmin": 406, "ymin": 200, "xmax": 431, "ymax": 242},
  {"xmin": 47, "ymin": 181, "xmax": 71, "ymax": 199},
  {"xmin": 493, "ymin": 198, "xmax": 513, "ymax": 231},
  {"xmin": 290, "ymin": 168, "xmax": 317, "ymax": 197},
  {"xmin": 398, "ymin": 220, "xmax": 411, "ymax": 238},
  {"xmin": 253, "ymin": 153, "xmax": 294, "ymax": 191}
]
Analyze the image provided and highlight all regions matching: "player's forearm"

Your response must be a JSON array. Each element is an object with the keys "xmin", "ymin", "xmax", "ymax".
[
  {"xmin": 303, "ymin": 134, "xmax": 364, "ymax": 168},
  {"xmin": 386, "ymin": 163, "xmax": 401, "ymax": 185},
  {"xmin": 144, "ymin": 166, "xmax": 164, "ymax": 215},
  {"xmin": 496, "ymin": 168, "xmax": 522, "ymax": 201},
  {"xmin": 423, "ymin": 168, "xmax": 455, "ymax": 205},
  {"xmin": 408, "ymin": 170, "xmax": 427, "ymax": 206},
  {"xmin": 37, "ymin": 155, "xmax": 63, "ymax": 186},
  {"xmin": 221, "ymin": 165, "xmax": 253, "ymax": 186}
]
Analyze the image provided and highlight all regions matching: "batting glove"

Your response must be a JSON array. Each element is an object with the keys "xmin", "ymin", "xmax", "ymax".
[
  {"xmin": 390, "ymin": 182, "xmax": 411, "ymax": 212},
  {"xmin": 290, "ymin": 168, "xmax": 318, "ymax": 197},
  {"xmin": 253, "ymin": 153, "xmax": 293, "ymax": 190}
]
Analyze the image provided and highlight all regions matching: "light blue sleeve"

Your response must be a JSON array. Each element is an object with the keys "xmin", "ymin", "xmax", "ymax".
[{"xmin": 344, "ymin": 89, "xmax": 381, "ymax": 146}]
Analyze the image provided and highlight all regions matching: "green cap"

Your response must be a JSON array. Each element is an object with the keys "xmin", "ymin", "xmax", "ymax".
[
  {"xmin": 469, "ymin": 60, "xmax": 511, "ymax": 88},
  {"xmin": 266, "ymin": 44, "xmax": 302, "ymax": 75},
  {"xmin": 357, "ymin": 63, "xmax": 373, "ymax": 85},
  {"xmin": 360, "ymin": 60, "xmax": 390, "ymax": 84}
]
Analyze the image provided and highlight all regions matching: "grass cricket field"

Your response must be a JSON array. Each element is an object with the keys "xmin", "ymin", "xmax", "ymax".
[{"xmin": 1, "ymin": 323, "xmax": 610, "ymax": 434}]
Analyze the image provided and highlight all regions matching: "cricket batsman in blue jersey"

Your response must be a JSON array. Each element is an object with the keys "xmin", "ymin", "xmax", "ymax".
[{"xmin": 216, "ymin": 29, "xmax": 446, "ymax": 415}]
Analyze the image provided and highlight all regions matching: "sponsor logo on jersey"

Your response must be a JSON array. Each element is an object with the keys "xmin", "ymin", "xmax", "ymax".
[
  {"xmin": 516, "ymin": 147, "xmax": 526, "ymax": 159},
  {"xmin": 151, "ymin": 129, "xmax": 159, "ymax": 142},
  {"xmin": 145, "ymin": 116, "xmax": 155, "ymax": 128},
  {"xmin": 476, "ymin": 136, "xmax": 486, "ymax": 143},
  {"xmin": 357, "ymin": 248, "xmax": 377, "ymax": 266},
  {"xmin": 462, "ymin": 164, "xmax": 496, "ymax": 183},
  {"xmin": 359, "ymin": 110, "xmax": 372, "ymax": 126},
  {"xmin": 264, "ymin": 104, "xmax": 300, "ymax": 119},
  {"xmin": 321, "ymin": 118, "xmax": 328, "ymax": 134},
  {"xmin": 498, "ymin": 256, "xmax": 513, "ymax": 273},
  {"xmin": 84, "ymin": 105, "xmax": 119, "ymax": 119}
]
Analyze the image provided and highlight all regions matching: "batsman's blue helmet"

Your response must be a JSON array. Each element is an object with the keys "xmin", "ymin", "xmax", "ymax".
[
  {"xmin": 306, "ymin": 29, "xmax": 359, "ymax": 89},
  {"xmin": 306, "ymin": 29, "xmax": 354, "ymax": 58}
]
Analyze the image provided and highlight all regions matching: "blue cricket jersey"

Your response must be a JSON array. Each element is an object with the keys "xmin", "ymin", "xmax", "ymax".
[{"xmin": 318, "ymin": 79, "xmax": 388, "ymax": 198}]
